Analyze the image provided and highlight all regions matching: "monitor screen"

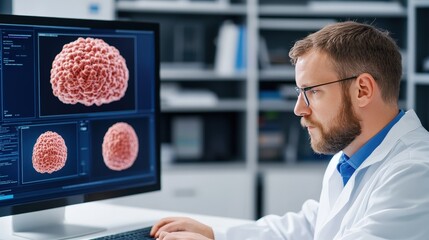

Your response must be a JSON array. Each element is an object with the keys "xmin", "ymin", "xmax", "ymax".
[{"xmin": 0, "ymin": 14, "xmax": 160, "ymax": 235}]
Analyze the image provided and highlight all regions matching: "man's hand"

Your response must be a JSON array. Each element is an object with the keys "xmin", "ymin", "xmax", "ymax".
[
  {"xmin": 156, "ymin": 231, "xmax": 213, "ymax": 240},
  {"xmin": 150, "ymin": 217, "xmax": 214, "ymax": 239}
]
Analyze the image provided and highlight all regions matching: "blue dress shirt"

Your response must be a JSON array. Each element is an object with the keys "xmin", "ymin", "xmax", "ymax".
[{"xmin": 337, "ymin": 110, "xmax": 405, "ymax": 185}]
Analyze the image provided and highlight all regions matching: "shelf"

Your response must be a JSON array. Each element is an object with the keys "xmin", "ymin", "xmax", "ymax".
[
  {"xmin": 412, "ymin": 73, "xmax": 429, "ymax": 84},
  {"xmin": 116, "ymin": 0, "xmax": 247, "ymax": 15},
  {"xmin": 161, "ymin": 68, "xmax": 247, "ymax": 81},
  {"xmin": 259, "ymin": 100, "xmax": 296, "ymax": 112},
  {"xmin": 259, "ymin": 67, "xmax": 295, "ymax": 80},
  {"xmin": 257, "ymin": 161, "xmax": 329, "ymax": 172},
  {"xmin": 259, "ymin": 2, "xmax": 406, "ymax": 17},
  {"xmin": 112, "ymin": 0, "xmax": 413, "ymax": 220},
  {"xmin": 413, "ymin": 0, "xmax": 429, "ymax": 7},
  {"xmin": 259, "ymin": 18, "xmax": 337, "ymax": 31},
  {"xmin": 161, "ymin": 161, "xmax": 247, "ymax": 172},
  {"xmin": 161, "ymin": 99, "xmax": 247, "ymax": 112}
]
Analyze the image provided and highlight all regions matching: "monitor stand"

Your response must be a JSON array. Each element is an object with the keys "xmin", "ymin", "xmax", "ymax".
[{"xmin": 12, "ymin": 207, "xmax": 105, "ymax": 240}]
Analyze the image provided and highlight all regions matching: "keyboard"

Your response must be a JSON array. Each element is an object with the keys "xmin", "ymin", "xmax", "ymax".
[{"xmin": 91, "ymin": 226, "xmax": 155, "ymax": 240}]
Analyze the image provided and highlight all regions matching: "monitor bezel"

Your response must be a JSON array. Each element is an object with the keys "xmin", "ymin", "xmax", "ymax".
[{"xmin": 0, "ymin": 14, "xmax": 161, "ymax": 217}]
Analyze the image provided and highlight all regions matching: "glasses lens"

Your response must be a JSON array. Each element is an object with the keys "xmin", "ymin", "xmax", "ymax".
[
  {"xmin": 303, "ymin": 92, "xmax": 309, "ymax": 106},
  {"xmin": 295, "ymin": 87, "xmax": 310, "ymax": 106},
  {"xmin": 294, "ymin": 87, "xmax": 301, "ymax": 97}
]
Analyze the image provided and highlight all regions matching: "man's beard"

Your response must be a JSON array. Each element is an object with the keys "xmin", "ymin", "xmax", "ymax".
[{"xmin": 301, "ymin": 94, "xmax": 361, "ymax": 155}]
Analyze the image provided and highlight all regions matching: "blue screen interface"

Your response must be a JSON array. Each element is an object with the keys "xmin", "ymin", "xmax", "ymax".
[{"xmin": 0, "ymin": 20, "xmax": 158, "ymax": 207}]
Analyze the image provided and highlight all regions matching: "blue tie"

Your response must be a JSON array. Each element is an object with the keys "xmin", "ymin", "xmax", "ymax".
[{"xmin": 337, "ymin": 154, "xmax": 355, "ymax": 186}]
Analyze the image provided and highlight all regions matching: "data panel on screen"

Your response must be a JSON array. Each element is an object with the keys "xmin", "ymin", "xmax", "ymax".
[{"xmin": 0, "ymin": 15, "xmax": 160, "ymax": 216}]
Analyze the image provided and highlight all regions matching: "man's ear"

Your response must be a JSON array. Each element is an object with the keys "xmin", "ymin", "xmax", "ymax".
[{"xmin": 354, "ymin": 73, "xmax": 376, "ymax": 107}]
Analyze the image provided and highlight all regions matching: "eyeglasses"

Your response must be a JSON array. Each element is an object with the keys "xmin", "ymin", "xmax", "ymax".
[{"xmin": 295, "ymin": 76, "xmax": 357, "ymax": 107}]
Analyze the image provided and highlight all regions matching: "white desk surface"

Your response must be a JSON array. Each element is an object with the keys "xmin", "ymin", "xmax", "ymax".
[{"xmin": 0, "ymin": 195, "xmax": 252, "ymax": 239}]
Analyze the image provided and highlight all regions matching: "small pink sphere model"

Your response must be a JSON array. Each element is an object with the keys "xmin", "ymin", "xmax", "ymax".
[
  {"xmin": 50, "ymin": 37, "xmax": 129, "ymax": 106},
  {"xmin": 32, "ymin": 131, "xmax": 68, "ymax": 174},
  {"xmin": 102, "ymin": 122, "xmax": 139, "ymax": 171}
]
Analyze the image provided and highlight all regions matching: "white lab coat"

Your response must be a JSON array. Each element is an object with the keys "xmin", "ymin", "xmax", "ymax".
[{"xmin": 215, "ymin": 110, "xmax": 429, "ymax": 240}]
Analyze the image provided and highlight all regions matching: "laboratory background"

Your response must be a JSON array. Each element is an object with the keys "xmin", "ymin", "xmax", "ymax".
[{"xmin": 2, "ymin": 0, "xmax": 426, "ymax": 220}]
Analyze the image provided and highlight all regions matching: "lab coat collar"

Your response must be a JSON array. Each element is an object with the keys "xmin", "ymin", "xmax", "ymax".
[
  {"xmin": 316, "ymin": 110, "xmax": 422, "ymax": 236},
  {"xmin": 359, "ymin": 109, "xmax": 420, "ymax": 169}
]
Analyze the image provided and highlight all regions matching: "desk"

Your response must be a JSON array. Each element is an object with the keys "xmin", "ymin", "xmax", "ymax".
[{"xmin": 0, "ymin": 195, "xmax": 252, "ymax": 239}]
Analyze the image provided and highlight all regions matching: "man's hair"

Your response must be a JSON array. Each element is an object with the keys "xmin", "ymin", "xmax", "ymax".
[{"xmin": 289, "ymin": 21, "xmax": 402, "ymax": 104}]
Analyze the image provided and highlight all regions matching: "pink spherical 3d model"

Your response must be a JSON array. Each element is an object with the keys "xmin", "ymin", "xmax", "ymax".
[
  {"xmin": 32, "ymin": 131, "xmax": 68, "ymax": 174},
  {"xmin": 50, "ymin": 37, "xmax": 129, "ymax": 106},
  {"xmin": 102, "ymin": 122, "xmax": 139, "ymax": 171}
]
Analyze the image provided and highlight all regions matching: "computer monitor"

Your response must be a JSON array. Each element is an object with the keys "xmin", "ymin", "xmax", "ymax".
[{"xmin": 0, "ymin": 14, "xmax": 160, "ymax": 239}]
